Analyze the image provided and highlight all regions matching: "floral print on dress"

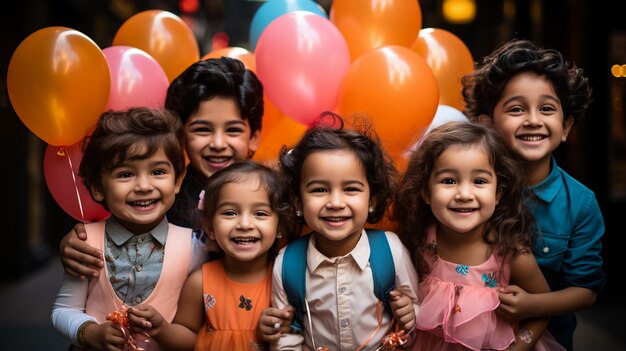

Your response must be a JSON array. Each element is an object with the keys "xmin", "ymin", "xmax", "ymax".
[
  {"xmin": 455, "ymin": 264, "xmax": 469, "ymax": 276},
  {"xmin": 204, "ymin": 293, "xmax": 216, "ymax": 311},
  {"xmin": 482, "ymin": 272, "xmax": 498, "ymax": 288},
  {"xmin": 239, "ymin": 295, "xmax": 253, "ymax": 311}
]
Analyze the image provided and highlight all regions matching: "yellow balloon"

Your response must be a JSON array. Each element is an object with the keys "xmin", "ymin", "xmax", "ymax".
[
  {"xmin": 113, "ymin": 10, "xmax": 200, "ymax": 82},
  {"xmin": 8, "ymin": 27, "xmax": 110, "ymax": 146}
]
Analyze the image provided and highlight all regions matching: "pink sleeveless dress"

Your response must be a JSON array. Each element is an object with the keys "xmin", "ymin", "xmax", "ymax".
[{"xmin": 410, "ymin": 225, "xmax": 564, "ymax": 351}]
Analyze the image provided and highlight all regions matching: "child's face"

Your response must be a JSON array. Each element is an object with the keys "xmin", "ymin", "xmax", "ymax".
[
  {"xmin": 299, "ymin": 150, "xmax": 371, "ymax": 257},
  {"xmin": 425, "ymin": 144, "xmax": 497, "ymax": 238},
  {"xmin": 92, "ymin": 147, "xmax": 182, "ymax": 234},
  {"xmin": 208, "ymin": 178, "xmax": 278, "ymax": 264},
  {"xmin": 184, "ymin": 97, "xmax": 260, "ymax": 180},
  {"xmin": 491, "ymin": 72, "xmax": 574, "ymax": 166}
]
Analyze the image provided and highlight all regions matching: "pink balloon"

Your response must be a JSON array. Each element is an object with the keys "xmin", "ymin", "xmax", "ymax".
[
  {"xmin": 103, "ymin": 46, "xmax": 169, "ymax": 111},
  {"xmin": 255, "ymin": 11, "xmax": 350, "ymax": 125},
  {"xmin": 44, "ymin": 143, "xmax": 110, "ymax": 223}
]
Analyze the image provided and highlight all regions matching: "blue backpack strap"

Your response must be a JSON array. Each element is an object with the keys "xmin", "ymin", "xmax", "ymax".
[
  {"xmin": 281, "ymin": 233, "xmax": 311, "ymax": 332},
  {"xmin": 366, "ymin": 229, "xmax": 396, "ymax": 318}
]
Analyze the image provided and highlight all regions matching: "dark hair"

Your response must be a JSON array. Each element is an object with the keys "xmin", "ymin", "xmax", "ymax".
[
  {"xmin": 392, "ymin": 122, "xmax": 534, "ymax": 279},
  {"xmin": 200, "ymin": 160, "xmax": 297, "ymax": 258},
  {"xmin": 165, "ymin": 57, "xmax": 264, "ymax": 134},
  {"xmin": 79, "ymin": 108, "xmax": 185, "ymax": 209},
  {"xmin": 279, "ymin": 111, "xmax": 397, "ymax": 227},
  {"xmin": 462, "ymin": 39, "xmax": 592, "ymax": 124}
]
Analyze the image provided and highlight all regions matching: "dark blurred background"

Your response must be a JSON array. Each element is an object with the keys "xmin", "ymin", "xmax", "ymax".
[{"xmin": 1, "ymin": 0, "xmax": 625, "ymax": 348}]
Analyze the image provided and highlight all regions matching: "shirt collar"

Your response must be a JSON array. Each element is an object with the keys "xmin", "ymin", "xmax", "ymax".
[
  {"xmin": 528, "ymin": 157, "xmax": 562, "ymax": 203},
  {"xmin": 307, "ymin": 229, "xmax": 370, "ymax": 272},
  {"xmin": 105, "ymin": 216, "xmax": 169, "ymax": 246}
]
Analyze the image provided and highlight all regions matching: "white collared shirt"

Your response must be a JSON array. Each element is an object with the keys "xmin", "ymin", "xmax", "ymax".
[{"xmin": 271, "ymin": 229, "xmax": 420, "ymax": 351}]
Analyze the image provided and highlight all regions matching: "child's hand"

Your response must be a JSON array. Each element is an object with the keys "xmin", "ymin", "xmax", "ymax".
[
  {"xmin": 497, "ymin": 285, "xmax": 535, "ymax": 322},
  {"xmin": 257, "ymin": 306, "xmax": 295, "ymax": 342},
  {"xmin": 59, "ymin": 223, "xmax": 103, "ymax": 279},
  {"xmin": 389, "ymin": 290, "xmax": 416, "ymax": 332},
  {"xmin": 128, "ymin": 304, "xmax": 167, "ymax": 337},
  {"xmin": 82, "ymin": 322, "xmax": 126, "ymax": 350}
]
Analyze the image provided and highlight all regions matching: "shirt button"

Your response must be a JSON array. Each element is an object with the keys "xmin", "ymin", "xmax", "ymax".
[
  {"xmin": 134, "ymin": 264, "xmax": 142, "ymax": 272},
  {"xmin": 543, "ymin": 246, "xmax": 550, "ymax": 254},
  {"xmin": 135, "ymin": 295, "xmax": 143, "ymax": 304},
  {"xmin": 338, "ymin": 286, "xmax": 347, "ymax": 294},
  {"xmin": 340, "ymin": 319, "xmax": 350, "ymax": 328}
]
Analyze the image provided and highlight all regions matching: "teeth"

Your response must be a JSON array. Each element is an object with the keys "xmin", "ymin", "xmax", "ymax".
[
  {"xmin": 233, "ymin": 237, "xmax": 258, "ymax": 244},
  {"xmin": 519, "ymin": 135, "xmax": 544, "ymax": 141},
  {"xmin": 453, "ymin": 208, "xmax": 474, "ymax": 213},
  {"xmin": 131, "ymin": 200, "xmax": 157, "ymax": 207},
  {"xmin": 207, "ymin": 156, "xmax": 231, "ymax": 163},
  {"xmin": 325, "ymin": 217, "xmax": 347, "ymax": 222}
]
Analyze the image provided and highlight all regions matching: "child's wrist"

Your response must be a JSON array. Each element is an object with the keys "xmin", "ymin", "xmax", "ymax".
[{"xmin": 77, "ymin": 321, "xmax": 97, "ymax": 347}]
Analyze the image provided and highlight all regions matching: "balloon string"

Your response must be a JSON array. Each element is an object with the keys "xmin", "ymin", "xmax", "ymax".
[{"xmin": 63, "ymin": 147, "xmax": 86, "ymax": 222}]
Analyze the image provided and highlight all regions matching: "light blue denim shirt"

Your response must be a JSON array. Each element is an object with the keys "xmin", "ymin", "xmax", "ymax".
[
  {"xmin": 525, "ymin": 157, "xmax": 606, "ymax": 349},
  {"xmin": 105, "ymin": 217, "xmax": 168, "ymax": 306}
]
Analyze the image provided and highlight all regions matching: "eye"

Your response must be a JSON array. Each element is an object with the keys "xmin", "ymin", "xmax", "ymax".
[
  {"xmin": 508, "ymin": 106, "xmax": 524, "ymax": 114},
  {"xmin": 310, "ymin": 187, "xmax": 328, "ymax": 193},
  {"xmin": 540, "ymin": 105, "xmax": 557, "ymax": 113},
  {"xmin": 344, "ymin": 186, "xmax": 362, "ymax": 193},
  {"xmin": 226, "ymin": 126, "xmax": 245, "ymax": 134},
  {"xmin": 191, "ymin": 125, "xmax": 212, "ymax": 134},
  {"xmin": 255, "ymin": 210, "xmax": 271, "ymax": 217},
  {"xmin": 441, "ymin": 178, "xmax": 456, "ymax": 185},
  {"xmin": 116, "ymin": 171, "xmax": 134, "ymax": 179},
  {"xmin": 152, "ymin": 169, "xmax": 167, "ymax": 176},
  {"xmin": 474, "ymin": 178, "xmax": 489, "ymax": 185},
  {"xmin": 222, "ymin": 210, "xmax": 237, "ymax": 217}
]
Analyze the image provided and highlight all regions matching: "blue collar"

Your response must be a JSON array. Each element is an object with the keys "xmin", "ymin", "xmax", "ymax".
[{"xmin": 528, "ymin": 157, "xmax": 562, "ymax": 203}]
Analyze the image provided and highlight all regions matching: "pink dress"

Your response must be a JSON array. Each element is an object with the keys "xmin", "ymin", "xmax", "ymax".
[{"xmin": 410, "ymin": 226, "xmax": 564, "ymax": 351}]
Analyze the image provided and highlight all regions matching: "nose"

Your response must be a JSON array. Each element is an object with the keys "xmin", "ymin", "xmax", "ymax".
[
  {"xmin": 134, "ymin": 174, "xmax": 154, "ymax": 192},
  {"xmin": 236, "ymin": 213, "xmax": 253, "ymax": 230},
  {"xmin": 523, "ymin": 110, "xmax": 543, "ymax": 127},
  {"xmin": 455, "ymin": 183, "xmax": 474, "ymax": 201},
  {"xmin": 209, "ymin": 131, "xmax": 227, "ymax": 150},
  {"xmin": 326, "ymin": 190, "xmax": 346, "ymax": 209}
]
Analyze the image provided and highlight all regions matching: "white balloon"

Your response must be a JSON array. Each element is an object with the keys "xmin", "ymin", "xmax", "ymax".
[{"xmin": 406, "ymin": 104, "xmax": 469, "ymax": 155}]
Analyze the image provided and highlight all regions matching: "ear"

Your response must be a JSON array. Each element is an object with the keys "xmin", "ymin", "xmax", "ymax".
[
  {"xmin": 91, "ymin": 186, "xmax": 105, "ymax": 202},
  {"xmin": 477, "ymin": 114, "xmax": 493, "ymax": 126},
  {"xmin": 207, "ymin": 229, "xmax": 216, "ymax": 241},
  {"xmin": 174, "ymin": 172, "xmax": 185, "ymax": 195},
  {"xmin": 421, "ymin": 190, "xmax": 431, "ymax": 205},
  {"xmin": 561, "ymin": 117, "xmax": 575, "ymax": 142},
  {"xmin": 248, "ymin": 129, "xmax": 261, "ymax": 153}
]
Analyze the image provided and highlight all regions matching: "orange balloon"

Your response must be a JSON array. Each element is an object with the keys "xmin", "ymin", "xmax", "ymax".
[
  {"xmin": 7, "ymin": 27, "xmax": 110, "ymax": 146},
  {"xmin": 330, "ymin": 0, "xmax": 422, "ymax": 61},
  {"xmin": 336, "ymin": 46, "xmax": 439, "ymax": 161},
  {"xmin": 254, "ymin": 115, "xmax": 308, "ymax": 165},
  {"xmin": 411, "ymin": 28, "xmax": 475, "ymax": 111},
  {"xmin": 202, "ymin": 47, "xmax": 256, "ymax": 72},
  {"xmin": 113, "ymin": 10, "xmax": 200, "ymax": 82}
]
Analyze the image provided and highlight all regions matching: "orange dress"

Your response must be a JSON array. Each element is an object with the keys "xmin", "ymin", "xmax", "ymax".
[{"xmin": 194, "ymin": 259, "xmax": 271, "ymax": 351}]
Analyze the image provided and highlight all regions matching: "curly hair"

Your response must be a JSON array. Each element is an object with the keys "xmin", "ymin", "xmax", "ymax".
[
  {"xmin": 392, "ymin": 122, "xmax": 535, "ymax": 279},
  {"xmin": 79, "ymin": 108, "xmax": 185, "ymax": 210},
  {"xmin": 278, "ymin": 111, "xmax": 397, "ymax": 232},
  {"xmin": 165, "ymin": 57, "xmax": 264, "ymax": 134},
  {"xmin": 462, "ymin": 39, "xmax": 592, "ymax": 124},
  {"xmin": 200, "ymin": 160, "xmax": 298, "ymax": 258}
]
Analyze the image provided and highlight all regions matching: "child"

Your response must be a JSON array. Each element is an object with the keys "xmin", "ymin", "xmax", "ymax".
[
  {"xmin": 59, "ymin": 57, "xmax": 265, "ymax": 278},
  {"xmin": 393, "ymin": 121, "xmax": 563, "ymax": 350},
  {"xmin": 126, "ymin": 160, "xmax": 297, "ymax": 350},
  {"xmin": 461, "ymin": 39, "xmax": 605, "ymax": 350},
  {"xmin": 51, "ymin": 107, "xmax": 190, "ymax": 350},
  {"xmin": 269, "ymin": 112, "xmax": 420, "ymax": 350}
]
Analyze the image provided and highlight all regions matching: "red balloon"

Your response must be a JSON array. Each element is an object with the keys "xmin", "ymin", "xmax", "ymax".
[{"xmin": 44, "ymin": 143, "xmax": 110, "ymax": 223}]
